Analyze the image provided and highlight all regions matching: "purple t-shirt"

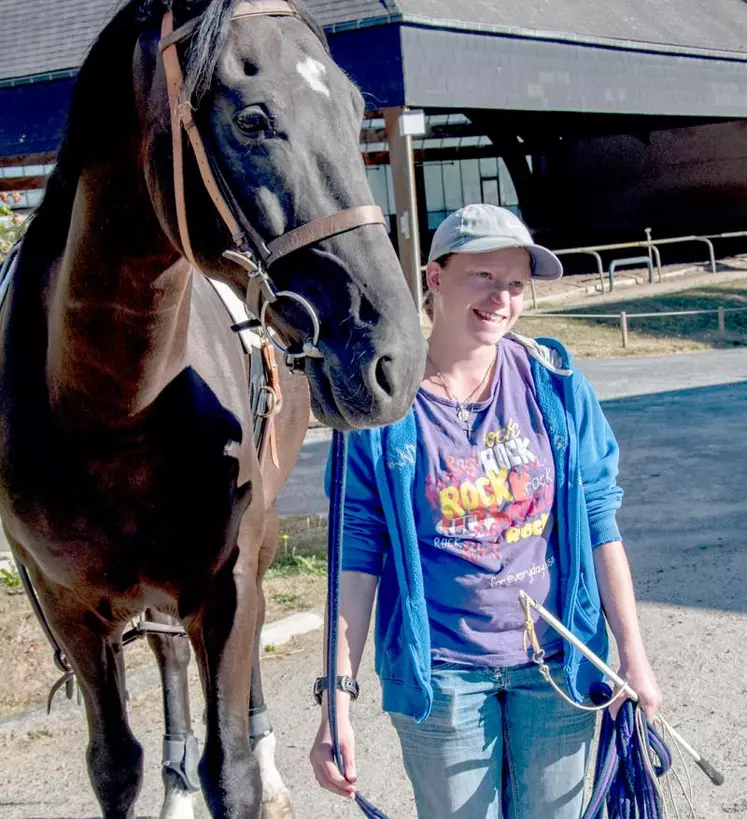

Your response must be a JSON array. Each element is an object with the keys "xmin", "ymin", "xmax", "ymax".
[{"xmin": 413, "ymin": 337, "xmax": 563, "ymax": 667}]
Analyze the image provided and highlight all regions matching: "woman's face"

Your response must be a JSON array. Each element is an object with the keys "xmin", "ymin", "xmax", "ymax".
[{"xmin": 427, "ymin": 247, "xmax": 532, "ymax": 345}]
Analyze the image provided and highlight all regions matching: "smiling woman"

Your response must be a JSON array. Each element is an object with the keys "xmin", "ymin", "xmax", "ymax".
[{"xmin": 311, "ymin": 204, "xmax": 664, "ymax": 819}]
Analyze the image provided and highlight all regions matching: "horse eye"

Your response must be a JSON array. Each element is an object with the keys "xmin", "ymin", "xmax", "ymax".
[
  {"xmin": 243, "ymin": 61, "xmax": 258, "ymax": 77},
  {"xmin": 234, "ymin": 107, "xmax": 270, "ymax": 136}
]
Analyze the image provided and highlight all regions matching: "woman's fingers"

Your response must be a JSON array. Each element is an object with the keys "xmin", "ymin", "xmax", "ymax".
[
  {"xmin": 340, "ymin": 737, "xmax": 357, "ymax": 784},
  {"xmin": 314, "ymin": 752, "xmax": 356, "ymax": 798},
  {"xmin": 611, "ymin": 661, "xmax": 664, "ymax": 723},
  {"xmin": 310, "ymin": 723, "xmax": 357, "ymax": 799}
]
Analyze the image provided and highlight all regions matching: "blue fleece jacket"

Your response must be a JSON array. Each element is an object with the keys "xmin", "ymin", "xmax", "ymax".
[{"xmin": 337, "ymin": 334, "xmax": 623, "ymax": 722}]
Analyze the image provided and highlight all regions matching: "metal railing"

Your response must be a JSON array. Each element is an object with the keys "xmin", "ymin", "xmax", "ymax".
[
  {"xmin": 521, "ymin": 305, "xmax": 747, "ymax": 348},
  {"xmin": 608, "ymin": 255, "xmax": 655, "ymax": 289},
  {"xmin": 550, "ymin": 231, "xmax": 719, "ymax": 294}
]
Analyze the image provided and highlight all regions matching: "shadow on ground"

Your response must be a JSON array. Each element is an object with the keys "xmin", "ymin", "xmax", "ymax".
[{"xmin": 603, "ymin": 380, "xmax": 747, "ymax": 613}]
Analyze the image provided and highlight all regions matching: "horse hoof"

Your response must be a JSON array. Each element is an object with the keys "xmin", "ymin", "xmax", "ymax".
[{"xmin": 262, "ymin": 792, "xmax": 294, "ymax": 819}]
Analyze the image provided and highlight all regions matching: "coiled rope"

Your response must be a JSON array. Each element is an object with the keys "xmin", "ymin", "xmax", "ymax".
[{"xmin": 521, "ymin": 592, "xmax": 703, "ymax": 819}]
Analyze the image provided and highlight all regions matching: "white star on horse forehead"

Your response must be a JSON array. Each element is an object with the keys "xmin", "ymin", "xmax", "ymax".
[{"xmin": 295, "ymin": 56, "xmax": 330, "ymax": 97}]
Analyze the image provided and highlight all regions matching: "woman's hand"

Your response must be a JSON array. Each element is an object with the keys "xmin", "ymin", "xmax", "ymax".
[
  {"xmin": 592, "ymin": 541, "xmax": 664, "ymax": 723},
  {"xmin": 309, "ymin": 694, "xmax": 357, "ymax": 800},
  {"xmin": 610, "ymin": 654, "xmax": 663, "ymax": 722}
]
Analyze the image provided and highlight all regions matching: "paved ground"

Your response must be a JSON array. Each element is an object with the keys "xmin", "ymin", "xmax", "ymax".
[{"xmin": 3, "ymin": 349, "xmax": 747, "ymax": 818}]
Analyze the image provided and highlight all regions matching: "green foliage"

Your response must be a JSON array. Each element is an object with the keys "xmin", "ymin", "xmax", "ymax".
[
  {"xmin": 266, "ymin": 520, "xmax": 328, "ymax": 578},
  {"xmin": 0, "ymin": 220, "xmax": 27, "ymax": 263},
  {"xmin": 266, "ymin": 553, "xmax": 327, "ymax": 578},
  {"xmin": 272, "ymin": 592, "xmax": 300, "ymax": 604},
  {"xmin": 0, "ymin": 567, "xmax": 21, "ymax": 591}
]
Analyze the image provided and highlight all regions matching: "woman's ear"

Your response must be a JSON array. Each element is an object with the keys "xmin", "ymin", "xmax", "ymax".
[{"xmin": 425, "ymin": 262, "xmax": 441, "ymax": 293}]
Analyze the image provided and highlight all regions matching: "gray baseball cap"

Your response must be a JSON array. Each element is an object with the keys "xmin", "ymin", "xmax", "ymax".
[{"xmin": 427, "ymin": 204, "xmax": 563, "ymax": 281}]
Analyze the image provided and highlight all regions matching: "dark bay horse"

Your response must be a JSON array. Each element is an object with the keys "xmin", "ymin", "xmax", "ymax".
[{"xmin": 0, "ymin": 1, "xmax": 425, "ymax": 817}]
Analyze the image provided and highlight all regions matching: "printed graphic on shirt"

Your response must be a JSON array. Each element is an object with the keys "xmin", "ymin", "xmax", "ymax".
[{"xmin": 424, "ymin": 418, "xmax": 554, "ymax": 568}]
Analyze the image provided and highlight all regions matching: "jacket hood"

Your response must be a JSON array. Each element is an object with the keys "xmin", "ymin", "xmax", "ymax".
[{"xmin": 506, "ymin": 332, "xmax": 573, "ymax": 376}]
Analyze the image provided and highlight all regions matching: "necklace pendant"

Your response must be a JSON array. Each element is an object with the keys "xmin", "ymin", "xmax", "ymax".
[{"xmin": 457, "ymin": 407, "xmax": 470, "ymax": 423}]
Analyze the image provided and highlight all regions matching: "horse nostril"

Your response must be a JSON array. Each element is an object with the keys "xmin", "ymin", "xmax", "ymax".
[{"xmin": 374, "ymin": 355, "xmax": 395, "ymax": 398}]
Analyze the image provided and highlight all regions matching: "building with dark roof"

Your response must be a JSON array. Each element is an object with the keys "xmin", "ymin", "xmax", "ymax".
[{"xmin": 2, "ymin": 0, "xmax": 747, "ymax": 282}]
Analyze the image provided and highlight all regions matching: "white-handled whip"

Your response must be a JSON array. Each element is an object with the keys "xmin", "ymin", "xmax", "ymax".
[{"xmin": 518, "ymin": 590, "xmax": 724, "ymax": 788}]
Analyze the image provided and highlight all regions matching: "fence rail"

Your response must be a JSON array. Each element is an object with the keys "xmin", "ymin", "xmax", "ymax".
[
  {"xmin": 521, "ymin": 305, "xmax": 747, "ymax": 348},
  {"xmin": 544, "ymin": 227, "xmax": 747, "ymax": 298}
]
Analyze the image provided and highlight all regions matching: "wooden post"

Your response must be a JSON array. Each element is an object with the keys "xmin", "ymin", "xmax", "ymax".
[
  {"xmin": 620, "ymin": 312, "xmax": 629, "ymax": 348},
  {"xmin": 718, "ymin": 306, "xmax": 726, "ymax": 337},
  {"xmin": 529, "ymin": 279, "xmax": 537, "ymax": 310},
  {"xmin": 383, "ymin": 107, "xmax": 422, "ymax": 314}
]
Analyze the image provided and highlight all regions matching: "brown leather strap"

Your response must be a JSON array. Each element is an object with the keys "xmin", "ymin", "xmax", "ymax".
[
  {"xmin": 159, "ymin": 18, "xmax": 199, "ymax": 50},
  {"xmin": 232, "ymin": 0, "xmax": 300, "ymax": 20},
  {"xmin": 161, "ymin": 12, "xmax": 200, "ymax": 269},
  {"xmin": 161, "ymin": 11, "xmax": 246, "ymax": 263},
  {"xmin": 260, "ymin": 338, "xmax": 282, "ymax": 469},
  {"xmin": 265, "ymin": 205, "xmax": 386, "ymax": 263}
]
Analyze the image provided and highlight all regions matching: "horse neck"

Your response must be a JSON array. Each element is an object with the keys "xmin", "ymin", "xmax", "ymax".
[{"xmin": 46, "ymin": 149, "xmax": 192, "ymax": 426}]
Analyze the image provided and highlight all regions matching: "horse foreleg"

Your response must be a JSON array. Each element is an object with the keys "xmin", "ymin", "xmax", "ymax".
[
  {"xmin": 188, "ymin": 550, "xmax": 262, "ymax": 818},
  {"xmin": 145, "ymin": 608, "xmax": 200, "ymax": 819},
  {"xmin": 251, "ymin": 506, "xmax": 294, "ymax": 819},
  {"xmin": 18, "ymin": 560, "xmax": 142, "ymax": 818}
]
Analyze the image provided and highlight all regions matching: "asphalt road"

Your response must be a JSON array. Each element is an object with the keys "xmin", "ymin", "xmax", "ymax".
[{"xmin": 3, "ymin": 348, "xmax": 747, "ymax": 818}]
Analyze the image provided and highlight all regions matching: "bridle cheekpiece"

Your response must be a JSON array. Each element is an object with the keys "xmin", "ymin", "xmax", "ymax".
[{"xmin": 158, "ymin": 0, "xmax": 386, "ymax": 363}]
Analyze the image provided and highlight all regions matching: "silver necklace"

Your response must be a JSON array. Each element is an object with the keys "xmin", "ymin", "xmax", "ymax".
[{"xmin": 427, "ymin": 350, "xmax": 497, "ymax": 436}]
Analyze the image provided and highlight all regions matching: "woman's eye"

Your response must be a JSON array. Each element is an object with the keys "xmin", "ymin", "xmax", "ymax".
[
  {"xmin": 234, "ymin": 107, "xmax": 272, "ymax": 137},
  {"xmin": 478, "ymin": 270, "xmax": 492, "ymax": 279}
]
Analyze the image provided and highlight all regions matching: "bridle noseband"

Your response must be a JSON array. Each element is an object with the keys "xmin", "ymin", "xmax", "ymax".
[{"xmin": 158, "ymin": 0, "xmax": 386, "ymax": 364}]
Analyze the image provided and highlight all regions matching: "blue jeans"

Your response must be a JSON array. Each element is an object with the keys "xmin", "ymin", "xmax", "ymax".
[{"xmin": 390, "ymin": 657, "xmax": 595, "ymax": 819}]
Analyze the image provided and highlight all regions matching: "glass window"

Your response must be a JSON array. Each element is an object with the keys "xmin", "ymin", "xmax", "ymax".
[
  {"xmin": 499, "ymin": 158, "xmax": 519, "ymax": 208},
  {"xmin": 461, "ymin": 159, "xmax": 481, "ymax": 204},
  {"xmin": 479, "ymin": 156, "xmax": 498, "ymax": 178},
  {"xmin": 423, "ymin": 162, "xmax": 445, "ymax": 212},
  {"xmin": 482, "ymin": 178, "xmax": 500, "ymax": 207},
  {"xmin": 442, "ymin": 163, "xmax": 463, "ymax": 211},
  {"xmin": 366, "ymin": 166, "xmax": 389, "ymax": 215},
  {"xmin": 428, "ymin": 210, "xmax": 449, "ymax": 231}
]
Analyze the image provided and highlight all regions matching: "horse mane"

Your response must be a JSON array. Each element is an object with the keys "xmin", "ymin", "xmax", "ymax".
[{"xmin": 26, "ymin": 0, "xmax": 326, "ymax": 257}]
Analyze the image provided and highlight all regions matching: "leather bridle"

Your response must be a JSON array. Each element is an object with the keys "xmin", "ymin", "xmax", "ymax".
[{"xmin": 158, "ymin": 0, "xmax": 386, "ymax": 362}]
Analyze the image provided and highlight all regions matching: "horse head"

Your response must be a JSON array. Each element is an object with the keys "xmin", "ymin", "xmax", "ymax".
[{"xmin": 133, "ymin": 0, "xmax": 426, "ymax": 429}]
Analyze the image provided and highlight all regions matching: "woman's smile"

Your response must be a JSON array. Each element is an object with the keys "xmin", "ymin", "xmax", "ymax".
[{"xmin": 473, "ymin": 307, "xmax": 508, "ymax": 325}]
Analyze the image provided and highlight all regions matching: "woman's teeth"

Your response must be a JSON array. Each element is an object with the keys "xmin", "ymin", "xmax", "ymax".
[{"xmin": 475, "ymin": 309, "xmax": 505, "ymax": 324}]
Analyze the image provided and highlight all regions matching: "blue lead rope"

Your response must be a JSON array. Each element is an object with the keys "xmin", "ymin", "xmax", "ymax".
[
  {"xmin": 326, "ymin": 429, "xmax": 389, "ymax": 819},
  {"xmin": 583, "ymin": 685, "xmax": 672, "ymax": 819}
]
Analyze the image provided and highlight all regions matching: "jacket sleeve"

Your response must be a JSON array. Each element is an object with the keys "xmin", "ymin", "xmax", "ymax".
[
  {"xmin": 325, "ymin": 430, "xmax": 390, "ymax": 576},
  {"xmin": 573, "ymin": 373, "xmax": 624, "ymax": 548}
]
